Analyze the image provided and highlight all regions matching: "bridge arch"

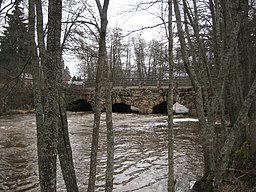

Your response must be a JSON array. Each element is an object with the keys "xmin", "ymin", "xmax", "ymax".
[
  {"xmin": 67, "ymin": 99, "xmax": 93, "ymax": 112},
  {"xmin": 153, "ymin": 101, "xmax": 167, "ymax": 114},
  {"xmin": 112, "ymin": 103, "xmax": 139, "ymax": 113}
]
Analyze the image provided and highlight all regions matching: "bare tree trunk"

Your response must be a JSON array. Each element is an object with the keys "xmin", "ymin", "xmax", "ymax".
[
  {"xmin": 28, "ymin": 0, "xmax": 44, "ymax": 185},
  {"xmin": 167, "ymin": 1, "xmax": 175, "ymax": 192},
  {"xmin": 40, "ymin": 0, "xmax": 62, "ymax": 190},
  {"xmin": 105, "ymin": 28, "xmax": 114, "ymax": 192},
  {"xmin": 35, "ymin": 0, "xmax": 46, "ymax": 85},
  {"xmin": 105, "ymin": 70, "xmax": 114, "ymax": 192},
  {"xmin": 87, "ymin": 0, "xmax": 110, "ymax": 191},
  {"xmin": 57, "ymin": 92, "xmax": 79, "ymax": 192}
]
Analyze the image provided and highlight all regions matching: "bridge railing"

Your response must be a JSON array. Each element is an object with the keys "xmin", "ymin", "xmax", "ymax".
[
  {"xmin": 108, "ymin": 77, "xmax": 192, "ymax": 87},
  {"xmin": 66, "ymin": 76, "xmax": 192, "ymax": 89}
]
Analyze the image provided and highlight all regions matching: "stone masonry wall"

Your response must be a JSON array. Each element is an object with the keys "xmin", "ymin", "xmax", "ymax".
[{"xmin": 65, "ymin": 87, "xmax": 195, "ymax": 114}]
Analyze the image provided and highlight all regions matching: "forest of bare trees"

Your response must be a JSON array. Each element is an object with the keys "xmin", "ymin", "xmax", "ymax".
[{"xmin": 0, "ymin": 0, "xmax": 256, "ymax": 191}]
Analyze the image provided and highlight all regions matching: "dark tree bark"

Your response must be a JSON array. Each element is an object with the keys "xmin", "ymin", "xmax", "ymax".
[
  {"xmin": 167, "ymin": 1, "xmax": 175, "ymax": 191},
  {"xmin": 40, "ymin": 0, "xmax": 62, "ymax": 190},
  {"xmin": 28, "ymin": 0, "xmax": 44, "ymax": 185},
  {"xmin": 57, "ymin": 92, "xmax": 79, "ymax": 192},
  {"xmin": 105, "ymin": 29, "xmax": 114, "ymax": 192},
  {"xmin": 105, "ymin": 69, "xmax": 114, "ymax": 192},
  {"xmin": 87, "ymin": 0, "xmax": 110, "ymax": 191}
]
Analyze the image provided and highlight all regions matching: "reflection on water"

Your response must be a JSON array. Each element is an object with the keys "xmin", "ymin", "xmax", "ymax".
[{"xmin": 0, "ymin": 112, "xmax": 203, "ymax": 192}]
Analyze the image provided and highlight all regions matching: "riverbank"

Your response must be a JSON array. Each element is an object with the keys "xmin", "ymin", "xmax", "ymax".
[
  {"xmin": 0, "ymin": 109, "xmax": 35, "ymax": 116},
  {"xmin": 219, "ymin": 155, "xmax": 256, "ymax": 191}
]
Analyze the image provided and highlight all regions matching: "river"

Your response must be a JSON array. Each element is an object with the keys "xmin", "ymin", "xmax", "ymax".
[{"xmin": 0, "ymin": 112, "xmax": 203, "ymax": 192}]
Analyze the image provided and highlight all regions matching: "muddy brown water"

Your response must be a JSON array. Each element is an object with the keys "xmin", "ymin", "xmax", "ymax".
[{"xmin": 0, "ymin": 112, "xmax": 203, "ymax": 192}]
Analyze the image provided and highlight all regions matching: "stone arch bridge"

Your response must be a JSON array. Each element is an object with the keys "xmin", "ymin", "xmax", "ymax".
[{"xmin": 64, "ymin": 78, "xmax": 195, "ymax": 114}]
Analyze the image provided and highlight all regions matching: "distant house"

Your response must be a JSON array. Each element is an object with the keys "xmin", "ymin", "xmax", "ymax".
[{"xmin": 21, "ymin": 73, "xmax": 33, "ymax": 85}]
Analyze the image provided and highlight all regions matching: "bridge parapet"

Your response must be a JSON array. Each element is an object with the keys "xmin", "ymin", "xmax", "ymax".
[{"xmin": 66, "ymin": 77, "xmax": 192, "ymax": 89}]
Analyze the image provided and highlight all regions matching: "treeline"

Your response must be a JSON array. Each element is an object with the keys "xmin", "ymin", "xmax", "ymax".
[
  {"xmin": 71, "ymin": 28, "xmax": 187, "ymax": 81},
  {"xmin": 74, "ymin": 31, "xmax": 183, "ymax": 80}
]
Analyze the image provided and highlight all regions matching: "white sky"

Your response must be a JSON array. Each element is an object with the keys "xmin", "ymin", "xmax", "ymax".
[{"xmin": 108, "ymin": 0, "xmax": 167, "ymax": 40}]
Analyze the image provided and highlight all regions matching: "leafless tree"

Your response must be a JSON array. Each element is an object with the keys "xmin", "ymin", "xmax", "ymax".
[
  {"xmin": 87, "ymin": 0, "xmax": 110, "ymax": 191},
  {"xmin": 173, "ymin": 0, "xmax": 256, "ymax": 190},
  {"xmin": 167, "ymin": 1, "xmax": 175, "ymax": 192}
]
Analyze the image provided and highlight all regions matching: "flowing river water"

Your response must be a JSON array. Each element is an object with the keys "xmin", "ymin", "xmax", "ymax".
[{"xmin": 0, "ymin": 112, "xmax": 203, "ymax": 192}]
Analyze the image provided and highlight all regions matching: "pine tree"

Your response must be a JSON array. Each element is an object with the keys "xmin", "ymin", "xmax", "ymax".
[
  {"xmin": 63, "ymin": 66, "xmax": 71, "ymax": 81},
  {"xmin": 0, "ymin": 1, "xmax": 30, "ymax": 80}
]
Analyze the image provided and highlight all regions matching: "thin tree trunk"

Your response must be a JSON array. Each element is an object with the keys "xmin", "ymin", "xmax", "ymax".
[
  {"xmin": 57, "ymin": 92, "xmax": 79, "ymax": 192},
  {"xmin": 105, "ymin": 26, "xmax": 114, "ymax": 192},
  {"xmin": 167, "ymin": 0, "xmax": 175, "ymax": 191},
  {"xmin": 87, "ymin": 70, "xmax": 103, "ymax": 192},
  {"xmin": 28, "ymin": 0, "xmax": 44, "ymax": 185},
  {"xmin": 87, "ymin": 0, "xmax": 110, "ymax": 191},
  {"xmin": 105, "ymin": 74, "xmax": 114, "ymax": 192},
  {"xmin": 35, "ymin": 0, "xmax": 46, "ymax": 84}
]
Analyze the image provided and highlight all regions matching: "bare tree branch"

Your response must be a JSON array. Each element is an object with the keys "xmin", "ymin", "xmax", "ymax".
[{"xmin": 123, "ymin": 22, "xmax": 166, "ymax": 37}]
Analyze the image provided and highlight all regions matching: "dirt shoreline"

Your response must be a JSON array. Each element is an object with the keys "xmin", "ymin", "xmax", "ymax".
[{"xmin": 0, "ymin": 109, "xmax": 35, "ymax": 115}]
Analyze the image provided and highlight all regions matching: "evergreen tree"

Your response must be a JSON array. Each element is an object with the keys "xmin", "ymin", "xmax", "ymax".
[
  {"xmin": 71, "ymin": 76, "xmax": 77, "ymax": 82},
  {"xmin": 0, "ymin": 1, "xmax": 30, "ymax": 80},
  {"xmin": 63, "ymin": 66, "xmax": 71, "ymax": 81}
]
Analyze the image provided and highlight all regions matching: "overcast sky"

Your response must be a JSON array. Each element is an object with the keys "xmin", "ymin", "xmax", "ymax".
[
  {"xmin": 107, "ymin": 0, "xmax": 166, "ymax": 40},
  {"xmin": 0, "ymin": 0, "xmax": 167, "ymax": 76},
  {"xmin": 66, "ymin": 0, "xmax": 168, "ymax": 76}
]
